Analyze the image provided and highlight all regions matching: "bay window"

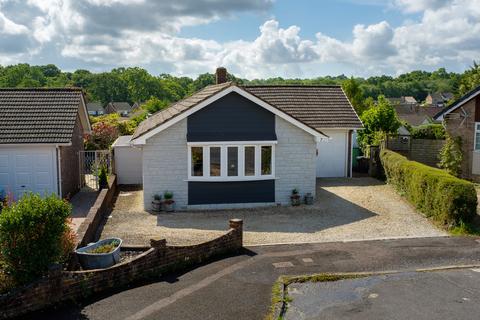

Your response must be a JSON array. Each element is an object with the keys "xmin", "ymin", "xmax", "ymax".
[{"xmin": 188, "ymin": 142, "xmax": 275, "ymax": 181}]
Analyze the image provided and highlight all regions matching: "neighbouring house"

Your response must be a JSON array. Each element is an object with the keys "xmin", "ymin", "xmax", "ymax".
[
  {"xmin": 105, "ymin": 102, "xmax": 133, "ymax": 117},
  {"xmin": 0, "ymin": 88, "xmax": 91, "ymax": 200},
  {"xmin": 124, "ymin": 67, "xmax": 362, "ymax": 210},
  {"xmin": 387, "ymin": 96, "xmax": 417, "ymax": 107},
  {"xmin": 434, "ymin": 85, "xmax": 480, "ymax": 181},
  {"xmin": 425, "ymin": 92, "xmax": 454, "ymax": 108},
  {"xmin": 87, "ymin": 102, "xmax": 105, "ymax": 116},
  {"xmin": 394, "ymin": 104, "xmax": 440, "ymax": 127}
]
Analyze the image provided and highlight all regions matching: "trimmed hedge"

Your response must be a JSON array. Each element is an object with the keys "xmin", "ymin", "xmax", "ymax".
[
  {"xmin": 409, "ymin": 124, "xmax": 445, "ymax": 140},
  {"xmin": 380, "ymin": 149, "xmax": 477, "ymax": 227}
]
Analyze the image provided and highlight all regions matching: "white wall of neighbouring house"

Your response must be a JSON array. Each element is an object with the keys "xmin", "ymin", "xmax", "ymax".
[{"xmin": 316, "ymin": 129, "xmax": 350, "ymax": 178}]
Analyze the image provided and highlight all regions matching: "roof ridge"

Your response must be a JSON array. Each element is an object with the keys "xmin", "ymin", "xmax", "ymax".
[
  {"xmin": 242, "ymin": 84, "xmax": 342, "ymax": 88},
  {"xmin": 0, "ymin": 87, "xmax": 83, "ymax": 91}
]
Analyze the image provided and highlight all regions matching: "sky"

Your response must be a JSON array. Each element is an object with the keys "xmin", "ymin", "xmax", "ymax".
[{"xmin": 0, "ymin": 0, "xmax": 478, "ymax": 79}]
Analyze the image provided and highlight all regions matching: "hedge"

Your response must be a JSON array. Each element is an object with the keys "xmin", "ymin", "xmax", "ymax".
[
  {"xmin": 380, "ymin": 149, "xmax": 477, "ymax": 227},
  {"xmin": 409, "ymin": 124, "xmax": 445, "ymax": 140}
]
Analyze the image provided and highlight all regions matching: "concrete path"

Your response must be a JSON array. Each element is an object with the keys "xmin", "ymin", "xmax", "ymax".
[
  {"xmin": 28, "ymin": 236, "xmax": 480, "ymax": 320},
  {"xmin": 69, "ymin": 191, "xmax": 98, "ymax": 232},
  {"xmin": 286, "ymin": 268, "xmax": 480, "ymax": 320}
]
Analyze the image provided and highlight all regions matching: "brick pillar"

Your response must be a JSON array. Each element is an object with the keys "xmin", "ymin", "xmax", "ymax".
[{"xmin": 229, "ymin": 219, "xmax": 243, "ymax": 248}]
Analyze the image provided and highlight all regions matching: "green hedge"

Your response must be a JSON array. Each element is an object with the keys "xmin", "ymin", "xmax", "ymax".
[{"xmin": 380, "ymin": 149, "xmax": 477, "ymax": 227}]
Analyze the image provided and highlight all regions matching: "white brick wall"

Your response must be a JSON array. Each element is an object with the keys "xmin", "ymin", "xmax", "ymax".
[
  {"xmin": 142, "ymin": 119, "xmax": 188, "ymax": 210},
  {"xmin": 275, "ymin": 116, "xmax": 317, "ymax": 204}
]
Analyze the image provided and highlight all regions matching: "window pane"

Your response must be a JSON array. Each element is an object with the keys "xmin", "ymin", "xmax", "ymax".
[
  {"xmin": 261, "ymin": 146, "xmax": 272, "ymax": 175},
  {"xmin": 227, "ymin": 147, "xmax": 238, "ymax": 176},
  {"xmin": 476, "ymin": 132, "xmax": 480, "ymax": 150},
  {"xmin": 244, "ymin": 146, "xmax": 255, "ymax": 176},
  {"xmin": 210, "ymin": 147, "xmax": 221, "ymax": 176},
  {"xmin": 191, "ymin": 147, "xmax": 203, "ymax": 176}
]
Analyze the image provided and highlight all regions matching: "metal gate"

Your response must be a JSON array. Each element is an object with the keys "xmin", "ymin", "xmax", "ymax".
[{"xmin": 79, "ymin": 150, "xmax": 113, "ymax": 190}]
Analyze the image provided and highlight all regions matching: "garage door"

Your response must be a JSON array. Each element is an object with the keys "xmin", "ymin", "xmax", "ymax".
[
  {"xmin": 0, "ymin": 147, "xmax": 57, "ymax": 200},
  {"xmin": 316, "ymin": 130, "xmax": 349, "ymax": 177}
]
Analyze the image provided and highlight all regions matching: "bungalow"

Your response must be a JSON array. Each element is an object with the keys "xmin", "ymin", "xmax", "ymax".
[
  {"xmin": 105, "ymin": 102, "xmax": 133, "ymax": 117},
  {"xmin": 87, "ymin": 102, "xmax": 105, "ymax": 116},
  {"xmin": 434, "ymin": 85, "xmax": 480, "ymax": 181},
  {"xmin": 426, "ymin": 92, "xmax": 454, "ymax": 108},
  {"xmin": 128, "ymin": 68, "xmax": 362, "ymax": 210},
  {"xmin": 0, "ymin": 88, "xmax": 91, "ymax": 200}
]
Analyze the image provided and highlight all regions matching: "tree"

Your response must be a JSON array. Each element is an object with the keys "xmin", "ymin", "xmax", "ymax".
[
  {"xmin": 458, "ymin": 62, "xmax": 480, "ymax": 97},
  {"xmin": 358, "ymin": 96, "xmax": 401, "ymax": 153},
  {"xmin": 84, "ymin": 121, "xmax": 119, "ymax": 150},
  {"xmin": 143, "ymin": 96, "xmax": 169, "ymax": 114},
  {"xmin": 342, "ymin": 77, "xmax": 368, "ymax": 115}
]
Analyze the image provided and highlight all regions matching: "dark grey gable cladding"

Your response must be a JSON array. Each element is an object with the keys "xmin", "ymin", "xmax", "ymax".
[
  {"xmin": 187, "ymin": 92, "xmax": 276, "ymax": 142},
  {"xmin": 188, "ymin": 180, "xmax": 275, "ymax": 205}
]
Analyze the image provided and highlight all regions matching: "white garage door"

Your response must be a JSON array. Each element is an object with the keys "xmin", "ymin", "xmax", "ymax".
[
  {"xmin": 0, "ymin": 147, "xmax": 57, "ymax": 201},
  {"xmin": 316, "ymin": 130, "xmax": 349, "ymax": 177}
]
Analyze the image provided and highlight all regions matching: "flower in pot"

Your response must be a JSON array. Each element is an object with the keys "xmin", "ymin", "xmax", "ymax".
[
  {"xmin": 290, "ymin": 188, "xmax": 301, "ymax": 206},
  {"xmin": 163, "ymin": 191, "xmax": 175, "ymax": 212},
  {"xmin": 151, "ymin": 194, "xmax": 162, "ymax": 212}
]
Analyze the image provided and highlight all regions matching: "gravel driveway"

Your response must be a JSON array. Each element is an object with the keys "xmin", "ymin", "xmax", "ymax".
[{"xmin": 100, "ymin": 178, "xmax": 446, "ymax": 246}]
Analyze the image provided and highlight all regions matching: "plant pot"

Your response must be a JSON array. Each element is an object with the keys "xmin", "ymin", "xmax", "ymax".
[
  {"xmin": 163, "ymin": 200, "xmax": 175, "ymax": 212},
  {"xmin": 290, "ymin": 195, "xmax": 301, "ymax": 206},
  {"xmin": 304, "ymin": 193, "xmax": 314, "ymax": 205},
  {"xmin": 151, "ymin": 199, "xmax": 162, "ymax": 212},
  {"xmin": 75, "ymin": 238, "xmax": 122, "ymax": 270}
]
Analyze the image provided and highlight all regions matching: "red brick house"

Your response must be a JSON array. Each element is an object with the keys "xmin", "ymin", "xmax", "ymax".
[{"xmin": 435, "ymin": 85, "xmax": 480, "ymax": 180}]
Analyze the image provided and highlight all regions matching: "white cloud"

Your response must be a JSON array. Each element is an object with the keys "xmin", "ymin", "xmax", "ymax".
[{"xmin": 0, "ymin": 0, "xmax": 479, "ymax": 78}]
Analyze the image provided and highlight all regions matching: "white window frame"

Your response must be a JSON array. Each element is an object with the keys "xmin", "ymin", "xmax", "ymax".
[
  {"xmin": 475, "ymin": 122, "xmax": 480, "ymax": 152},
  {"xmin": 187, "ymin": 141, "xmax": 276, "ymax": 181}
]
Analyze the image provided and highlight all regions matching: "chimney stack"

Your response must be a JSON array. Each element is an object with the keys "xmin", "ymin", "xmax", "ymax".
[{"xmin": 215, "ymin": 67, "xmax": 227, "ymax": 84}]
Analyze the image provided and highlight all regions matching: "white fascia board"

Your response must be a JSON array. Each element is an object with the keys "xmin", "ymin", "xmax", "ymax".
[
  {"xmin": 0, "ymin": 143, "xmax": 72, "ymax": 147},
  {"xmin": 187, "ymin": 140, "xmax": 277, "ymax": 146},
  {"xmin": 131, "ymin": 85, "xmax": 328, "ymax": 145},
  {"xmin": 79, "ymin": 94, "xmax": 92, "ymax": 134},
  {"xmin": 436, "ymin": 90, "xmax": 480, "ymax": 121}
]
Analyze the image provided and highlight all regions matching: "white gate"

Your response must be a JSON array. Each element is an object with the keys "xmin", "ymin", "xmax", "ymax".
[{"xmin": 79, "ymin": 150, "xmax": 112, "ymax": 190}]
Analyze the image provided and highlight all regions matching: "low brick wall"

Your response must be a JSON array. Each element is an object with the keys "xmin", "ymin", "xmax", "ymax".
[
  {"xmin": 76, "ymin": 175, "xmax": 117, "ymax": 247},
  {"xmin": 0, "ymin": 219, "xmax": 243, "ymax": 319}
]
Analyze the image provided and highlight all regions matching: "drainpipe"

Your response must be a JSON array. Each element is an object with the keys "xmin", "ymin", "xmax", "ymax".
[{"xmin": 56, "ymin": 146, "xmax": 63, "ymax": 197}]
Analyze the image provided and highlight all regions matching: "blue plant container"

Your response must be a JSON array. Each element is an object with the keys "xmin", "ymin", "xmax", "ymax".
[{"xmin": 75, "ymin": 238, "xmax": 122, "ymax": 270}]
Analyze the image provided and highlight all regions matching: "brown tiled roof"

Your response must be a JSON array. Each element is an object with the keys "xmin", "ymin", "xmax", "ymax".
[
  {"xmin": 243, "ymin": 85, "xmax": 362, "ymax": 130},
  {"xmin": 394, "ymin": 105, "xmax": 439, "ymax": 126},
  {"xmin": 132, "ymin": 82, "xmax": 233, "ymax": 139},
  {"xmin": 0, "ymin": 88, "xmax": 84, "ymax": 144},
  {"xmin": 132, "ymin": 83, "xmax": 362, "ymax": 140}
]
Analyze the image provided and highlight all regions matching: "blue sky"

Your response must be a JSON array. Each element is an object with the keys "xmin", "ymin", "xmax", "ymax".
[{"xmin": 0, "ymin": 0, "xmax": 477, "ymax": 78}]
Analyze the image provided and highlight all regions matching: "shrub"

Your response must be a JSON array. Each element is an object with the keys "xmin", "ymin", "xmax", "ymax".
[
  {"xmin": 409, "ymin": 124, "xmax": 445, "ymax": 140},
  {"xmin": 380, "ymin": 149, "xmax": 477, "ymax": 227},
  {"xmin": 98, "ymin": 165, "xmax": 109, "ymax": 189},
  {"xmin": 0, "ymin": 193, "xmax": 72, "ymax": 284},
  {"xmin": 439, "ymin": 134, "xmax": 463, "ymax": 177}
]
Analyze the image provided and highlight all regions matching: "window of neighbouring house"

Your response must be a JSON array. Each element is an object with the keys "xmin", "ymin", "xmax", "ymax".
[
  {"xmin": 476, "ymin": 123, "xmax": 480, "ymax": 151},
  {"xmin": 188, "ymin": 142, "xmax": 275, "ymax": 181}
]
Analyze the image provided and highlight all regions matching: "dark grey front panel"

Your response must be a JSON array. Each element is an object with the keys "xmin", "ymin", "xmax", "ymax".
[
  {"xmin": 188, "ymin": 180, "xmax": 275, "ymax": 205},
  {"xmin": 187, "ymin": 92, "xmax": 276, "ymax": 142}
]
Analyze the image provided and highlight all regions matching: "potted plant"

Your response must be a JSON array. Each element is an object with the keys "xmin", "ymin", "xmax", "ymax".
[
  {"xmin": 304, "ymin": 192, "xmax": 314, "ymax": 205},
  {"xmin": 290, "ymin": 188, "xmax": 301, "ymax": 206},
  {"xmin": 163, "ymin": 191, "xmax": 175, "ymax": 212},
  {"xmin": 152, "ymin": 194, "xmax": 162, "ymax": 212}
]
